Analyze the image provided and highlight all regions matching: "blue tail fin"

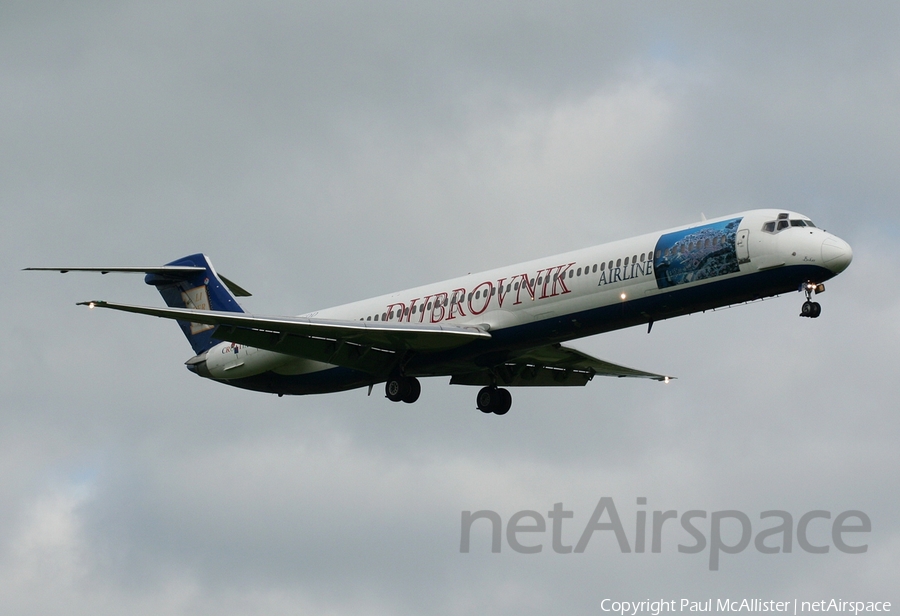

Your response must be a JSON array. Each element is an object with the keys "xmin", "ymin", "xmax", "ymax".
[{"xmin": 143, "ymin": 253, "xmax": 245, "ymax": 354}]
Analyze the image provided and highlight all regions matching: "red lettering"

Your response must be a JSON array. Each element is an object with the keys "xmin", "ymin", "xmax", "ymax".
[
  {"xmin": 447, "ymin": 288, "xmax": 467, "ymax": 320},
  {"xmin": 550, "ymin": 262, "xmax": 575, "ymax": 296},
  {"xmin": 468, "ymin": 281, "xmax": 493, "ymax": 315},
  {"xmin": 430, "ymin": 292, "xmax": 448, "ymax": 323},
  {"xmin": 536, "ymin": 268, "xmax": 554, "ymax": 299},
  {"xmin": 513, "ymin": 273, "xmax": 535, "ymax": 305},
  {"xmin": 403, "ymin": 298, "xmax": 420, "ymax": 322},
  {"xmin": 416, "ymin": 296, "xmax": 433, "ymax": 323},
  {"xmin": 385, "ymin": 302, "xmax": 406, "ymax": 322},
  {"xmin": 495, "ymin": 277, "xmax": 508, "ymax": 308}
]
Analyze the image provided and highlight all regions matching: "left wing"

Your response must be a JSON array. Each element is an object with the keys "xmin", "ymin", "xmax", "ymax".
[{"xmin": 79, "ymin": 300, "xmax": 490, "ymax": 374}]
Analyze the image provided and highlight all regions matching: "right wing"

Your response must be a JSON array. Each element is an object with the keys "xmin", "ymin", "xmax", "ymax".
[{"xmin": 450, "ymin": 343, "xmax": 672, "ymax": 387}]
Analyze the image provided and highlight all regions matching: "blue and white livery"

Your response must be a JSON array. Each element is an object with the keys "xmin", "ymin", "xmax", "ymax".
[{"xmin": 28, "ymin": 210, "xmax": 851, "ymax": 415}]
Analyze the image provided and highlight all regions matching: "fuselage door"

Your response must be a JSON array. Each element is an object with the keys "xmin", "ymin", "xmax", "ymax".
[{"xmin": 736, "ymin": 229, "xmax": 750, "ymax": 264}]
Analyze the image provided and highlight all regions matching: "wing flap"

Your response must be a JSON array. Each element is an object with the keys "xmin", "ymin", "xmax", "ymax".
[{"xmin": 216, "ymin": 324, "xmax": 397, "ymax": 375}]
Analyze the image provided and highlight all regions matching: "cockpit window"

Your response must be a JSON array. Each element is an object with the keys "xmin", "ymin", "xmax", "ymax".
[{"xmin": 763, "ymin": 217, "xmax": 817, "ymax": 233}]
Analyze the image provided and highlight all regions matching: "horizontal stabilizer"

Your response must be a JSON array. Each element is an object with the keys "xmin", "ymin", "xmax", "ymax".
[
  {"xmin": 24, "ymin": 265, "xmax": 205, "ymax": 275},
  {"xmin": 25, "ymin": 265, "xmax": 251, "ymax": 296}
]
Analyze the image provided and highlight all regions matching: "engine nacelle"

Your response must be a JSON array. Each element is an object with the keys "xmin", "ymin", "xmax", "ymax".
[{"xmin": 186, "ymin": 342, "xmax": 294, "ymax": 379}]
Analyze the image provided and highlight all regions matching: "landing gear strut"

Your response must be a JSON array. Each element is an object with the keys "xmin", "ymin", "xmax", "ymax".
[
  {"xmin": 385, "ymin": 376, "xmax": 421, "ymax": 403},
  {"xmin": 800, "ymin": 282, "xmax": 825, "ymax": 318},
  {"xmin": 476, "ymin": 386, "xmax": 512, "ymax": 415}
]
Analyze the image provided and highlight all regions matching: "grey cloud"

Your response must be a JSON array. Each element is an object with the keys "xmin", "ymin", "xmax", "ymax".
[{"xmin": 2, "ymin": 2, "xmax": 898, "ymax": 614}]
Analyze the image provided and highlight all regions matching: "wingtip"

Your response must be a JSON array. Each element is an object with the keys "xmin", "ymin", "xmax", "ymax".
[{"xmin": 76, "ymin": 300, "xmax": 105, "ymax": 308}]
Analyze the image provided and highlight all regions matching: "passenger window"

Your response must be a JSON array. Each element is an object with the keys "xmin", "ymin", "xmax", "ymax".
[
  {"xmin": 576, "ymin": 268, "xmax": 581, "ymax": 276},
  {"xmin": 624, "ymin": 257, "xmax": 629, "ymax": 267},
  {"xmin": 600, "ymin": 262, "xmax": 605, "ymax": 271},
  {"xmin": 632, "ymin": 255, "xmax": 637, "ymax": 263},
  {"xmin": 592, "ymin": 264, "xmax": 597, "ymax": 273},
  {"xmin": 616, "ymin": 259, "xmax": 621, "ymax": 267},
  {"xmin": 569, "ymin": 270, "xmax": 574, "ymax": 278}
]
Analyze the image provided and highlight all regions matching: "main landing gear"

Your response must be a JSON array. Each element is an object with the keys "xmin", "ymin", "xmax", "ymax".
[
  {"xmin": 384, "ymin": 376, "xmax": 513, "ymax": 415},
  {"xmin": 476, "ymin": 386, "xmax": 512, "ymax": 416},
  {"xmin": 800, "ymin": 282, "xmax": 825, "ymax": 319},
  {"xmin": 385, "ymin": 376, "xmax": 421, "ymax": 403}
]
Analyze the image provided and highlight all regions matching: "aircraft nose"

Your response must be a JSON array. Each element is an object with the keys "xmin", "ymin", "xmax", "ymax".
[{"xmin": 821, "ymin": 236, "xmax": 852, "ymax": 274}]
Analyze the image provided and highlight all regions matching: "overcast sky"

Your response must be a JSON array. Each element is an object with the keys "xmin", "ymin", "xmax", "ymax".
[{"xmin": 2, "ymin": 2, "xmax": 899, "ymax": 614}]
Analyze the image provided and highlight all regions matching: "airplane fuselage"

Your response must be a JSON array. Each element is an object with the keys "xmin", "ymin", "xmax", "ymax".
[{"xmin": 197, "ymin": 209, "xmax": 851, "ymax": 396}]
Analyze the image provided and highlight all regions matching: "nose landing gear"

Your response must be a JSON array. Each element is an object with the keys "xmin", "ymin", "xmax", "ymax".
[{"xmin": 800, "ymin": 282, "xmax": 825, "ymax": 318}]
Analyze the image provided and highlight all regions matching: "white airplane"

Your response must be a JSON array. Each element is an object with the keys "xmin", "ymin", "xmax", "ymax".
[{"xmin": 28, "ymin": 209, "xmax": 851, "ymax": 415}]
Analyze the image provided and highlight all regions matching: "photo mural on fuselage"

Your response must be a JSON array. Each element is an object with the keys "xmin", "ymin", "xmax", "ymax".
[{"xmin": 653, "ymin": 218, "xmax": 743, "ymax": 289}]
